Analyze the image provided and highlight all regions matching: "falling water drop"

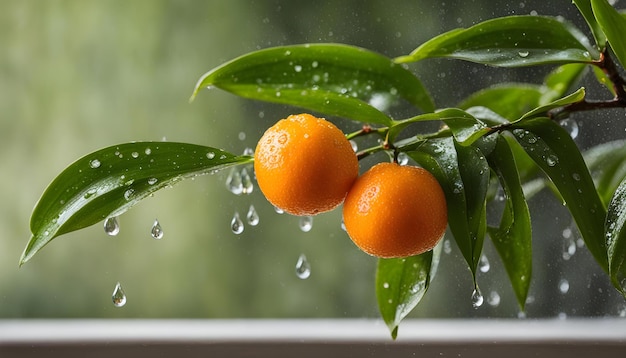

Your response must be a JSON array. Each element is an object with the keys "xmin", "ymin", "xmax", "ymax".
[
  {"xmin": 559, "ymin": 279, "xmax": 570, "ymax": 294},
  {"xmin": 295, "ymin": 254, "xmax": 311, "ymax": 279},
  {"xmin": 562, "ymin": 238, "xmax": 576, "ymax": 260},
  {"xmin": 151, "ymin": 219, "xmax": 164, "ymax": 239},
  {"xmin": 487, "ymin": 291, "xmax": 501, "ymax": 307},
  {"xmin": 299, "ymin": 216, "xmax": 313, "ymax": 232},
  {"xmin": 104, "ymin": 217, "xmax": 120, "ymax": 236},
  {"xmin": 225, "ymin": 168, "xmax": 243, "ymax": 195},
  {"xmin": 231, "ymin": 212, "xmax": 244, "ymax": 234},
  {"xmin": 479, "ymin": 254, "xmax": 490, "ymax": 273},
  {"xmin": 560, "ymin": 118, "xmax": 579, "ymax": 139},
  {"xmin": 246, "ymin": 205, "xmax": 260, "ymax": 226},
  {"xmin": 112, "ymin": 282, "xmax": 127, "ymax": 307},
  {"xmin": 241, "ymin": 168, "xmax": 254, "ymax": 194},
  {"xmin": 471, "ymin": 287, "xmax": 484, "ymax": 308}
]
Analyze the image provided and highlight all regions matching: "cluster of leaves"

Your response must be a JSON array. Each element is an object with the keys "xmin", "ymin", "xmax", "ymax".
[{"xmin": 21, "ymin": 0, "xmax": 626, "ymax": 339}]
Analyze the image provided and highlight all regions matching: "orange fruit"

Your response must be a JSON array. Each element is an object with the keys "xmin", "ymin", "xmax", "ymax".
[
  {"xmin": 342, "ymin": 162, "xmax": 447, "ymax": 258},
  {"xmin": 254, "ymin": 113, "xmax": 359, "ymax": 216}
]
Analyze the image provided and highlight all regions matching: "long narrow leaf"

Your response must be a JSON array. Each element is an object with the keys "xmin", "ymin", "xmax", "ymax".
[
  {"xmin": 606, "ymin": 177, "xmax": 626, "ymax": 297},
  {"xmin": 192, "ymin": 44, "xmax": 435, "ymax": 126},
  {"xmin": 592, "ymin": 0, "xmax": 626, "ymax": 68},
  {"xmin": 376, "ymin": 245, "xmax": 440, "ymax": 339},
  {"xmin": 486, "ymin": 136, "xmax": 532, "ymax": 309},
  {"xmin": 409, "ymin": 137, "xmax": 488, "ymax": 279},
  {"xmin": 511, "ymin": 118, "xmax": 608, "ymax": 271},
  {"xmin": 396, "ymin": 16, "xmax": 596, "ymax": 67},
  {"xmin": 21, "ymin": 142, "xmax": 251, "ymax": 266}
]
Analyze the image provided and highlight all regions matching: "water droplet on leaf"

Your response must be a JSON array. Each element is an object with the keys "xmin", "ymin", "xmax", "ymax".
[
  {"xmin": 90, "ymin": 159, "xmax": 101, "ymax": 169},
  {"xmin": 151, "ymin": 219, "xmax": 164, "ymax": 239},
  {"xmin": 295, "ymin": 254, "xmax": 311, "ymax": 279},
  {"xmin": 112, "ymin": 282, "xmax": 127, "ymax": 307},
  {"xmin": 559, "ymin": 278, "xmax": 570, "ymax": 294},
  {"xmin": 104, "ymin": 217, "xmax": 120, "ymax": 236},
  {"xmin": 518, "ymin": 50, "xmax": 530, "ymax": 58}
]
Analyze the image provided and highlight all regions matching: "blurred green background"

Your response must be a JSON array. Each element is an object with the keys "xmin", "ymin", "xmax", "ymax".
[{"xmin": 1, "ymin": 0, "xmax": 625, "ymax": 319}]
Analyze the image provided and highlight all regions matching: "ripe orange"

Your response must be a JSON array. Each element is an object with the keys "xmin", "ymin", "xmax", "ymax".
[
  {"xmin": 342, "ymin": 162, "xmax": 447, "ymax": 258},
  {"xmin": 254, "ymin": 113, "xmax": 359, "ymax": 216}
]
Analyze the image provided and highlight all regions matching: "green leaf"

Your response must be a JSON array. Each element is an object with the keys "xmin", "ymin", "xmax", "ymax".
[
  {"xmin": 584, "ymin": 139, "xmax": 626, "ymax": 206},
  {"xmin": 592, "ymin": 0, "xmax": 626, "ymax": 68},
  {"xmin": 541, "ymin": 63, "xmax": 589, "ymax": 104},
  {"xmin": 519, "ymin": 87, "xmax": 586, "ymax": 120},
  {"xmin": 391, "ymin": 108, "xmax": 488, "ymax": 146},
  {"xmin": 376, "ymin": 246, "xmax": 439, "ymax": 339},
  {"xmin": 21, "ymin": 142, "xmax": 251, "ymax": 266},
  {"xmin": 573, "ymin": 0, "xmax": 608, "ymax": 46},
  {"xmin": 191, "ymin": 44, "xmax": 435, "ymax": 126},
  {"xmin": 396, "ymin": 15, "xmax": 596, "ymax": 67},
  {"xmin": 605, "ymin": 177, "xmax": 626, "ymax": 297},
  {"xmin": 459, "ymin": 84, "xmax": 543, "ymax": 120},
  {"xmin": 511, "ymin": 118, "xmax": 608, "ymax": 272},
  {"xmin": 486, "ymin": 136, "xmax": 532, "ymax": 309},
  {"xmin": 409, "ymin": 137, "xmax": 489, "ymax": 278}
]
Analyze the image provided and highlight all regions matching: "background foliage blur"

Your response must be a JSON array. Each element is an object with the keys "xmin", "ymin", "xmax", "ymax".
[{"xmin": 1, "ymin": 0, "xmax": 625, "ymax": 319}]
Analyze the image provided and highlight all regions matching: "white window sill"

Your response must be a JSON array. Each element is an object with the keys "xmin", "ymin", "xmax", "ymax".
[{"xmin": 1, "ymin": 318, "xmax": 625, "ymax": 357}]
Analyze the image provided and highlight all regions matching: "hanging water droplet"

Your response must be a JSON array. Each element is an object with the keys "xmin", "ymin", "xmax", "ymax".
[
  {"xmin": 471, "ymin": 287, "xmax": 484, "ymax": 308},
  {"xmin": 241, "ymin": 168, "xmax": 254, "ymax": 194},
  {"xmin": 479, "ymin": 254, "xmax": 490, "ymax": 273},
  {"xmin": 151, "ymin": 219, "xmax": 164, "ymax": 239},
  {"xmin": 397, "ymin": 152, "xmax": 409, "ymax": 165},
  {"xmin": 243, "ymin": 147, "xmax": 254, "ymax": 156},
  {"xmin": 225, "ymin": 168, "xmax": 243, "ymax": 195},
  {"xmin": 295, "ymin": 254, "xmax": 311, "ymax": 279},
  {"xmin": 104, "ymin": 217, "xmax": 120, "ymax": 236},
  {"xmin": 231, "ymin": 212, "xmax": 244, "ymax": 234},
  {"xmin": 299, "ymin": 216, "xmax": 313, "ymax": 232},
  {"xmin": 560, "ymin": 118, "xmax": 579, "ymax": 139},
  {"xmin": 112, "ymin": 282, "xmax": 127, "ymax": 307},
  {"xmin": 246, "ymin": 205, "xmax": 259, "ymax": 226},
  {"xmin": 274, "ymin": 206, "xmax": 284, "ymax": 214},
  {"xmin": 349, "ymin": 140, "xmax": 358, "ymax": 152},
  {"xmin": 487, "ymin": 291, "xmax": 501, "ymax": 307},
  {"xmin": 558, "ymin": 278, "xmax": 570, "ymax": 294},
  {"xmin": 90, "ymin": 159, "xmax": 101, "ymax": 169},
  {"xmin": 518, "ymin": 50, "xmax": 530, "ymax": 58}
]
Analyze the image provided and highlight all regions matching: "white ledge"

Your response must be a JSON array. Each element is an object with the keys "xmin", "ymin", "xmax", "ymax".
[{"xmin": 1, "ymin": 319, "xmax": 625, "ymax": 357}]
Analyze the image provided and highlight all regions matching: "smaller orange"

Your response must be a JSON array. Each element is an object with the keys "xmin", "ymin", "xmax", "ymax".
[
  {"xmin": 342, "ymin": 162, "xmax": 447, "ymax": 258},
  {"xmin": 254, "ymin": 113, "xmax": 359, "ymax": 216}
]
